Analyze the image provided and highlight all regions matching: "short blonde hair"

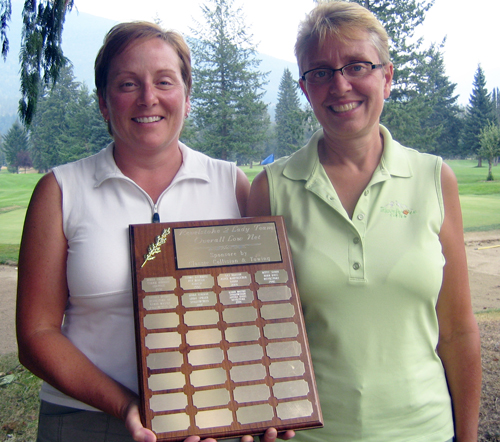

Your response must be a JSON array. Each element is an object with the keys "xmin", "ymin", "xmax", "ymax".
[
  {"xmin": 295, "ymin": 1, "xmax": 390, "ymax": 74},
  {"xmin": 95, "ymin": 21, "xmax": 192, "ymax": 98}
]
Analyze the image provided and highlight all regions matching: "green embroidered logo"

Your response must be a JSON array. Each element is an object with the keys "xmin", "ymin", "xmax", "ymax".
[{"xmin": 380, "ymin": 201, "xmax": 416, "ymax": 218}]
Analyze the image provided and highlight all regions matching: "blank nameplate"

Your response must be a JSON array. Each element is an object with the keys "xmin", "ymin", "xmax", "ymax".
[
  {"xmin": 130, "ymin": 217, "xmax": 322, "ymax": 441},
  {"xmin": 257, "ymin": 286, "xmax": 292, "ymax": 302},
  {"xmin": 147, "ymin": 352, "xmax": 183, "ymax": 370},
  {"xmin": 223, "ymin": 306, "xmax": 258, "ymax": 323},
  {"xmin": 227, "ymin": 344, "xmax": 263, "ymax": 363},
  {"xmin": 192, "ymin": 388, "xmax": 230, "ymax": 408},
  {"xmin": 144, "ymin": 313, "xmax": 179, "ymax": 330},
  {"xmin": 230, "ymin": 363, "xmax": 267, "ymax": 382},
  {"xmin": 260, "ymin": 303, "xmax": 295, "ymax": 320},
  {"xmin": 188, "ymin": 347, "xmax": 224, "ymax": 366},
  {"xmin": 150, "ymin": 392, "xmax": 187, "ymax": 412}
]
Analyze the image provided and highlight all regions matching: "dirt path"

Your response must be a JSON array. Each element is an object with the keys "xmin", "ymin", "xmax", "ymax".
[{"xmin": 1, "ymin": 230, "xmax": 499, "ymax": 355}]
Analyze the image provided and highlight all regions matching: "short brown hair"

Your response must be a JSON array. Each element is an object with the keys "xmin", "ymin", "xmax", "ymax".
[
  {"xmin": 295, "ymin": 1, "xmax": 390, "ymax": 74},
  {"xmin": 94, "ymin": 21, "xmax": 192, "ymax": 98}
]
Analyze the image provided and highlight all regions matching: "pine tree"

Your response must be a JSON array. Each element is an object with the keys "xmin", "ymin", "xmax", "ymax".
[
  {"xmin": 29, "ymin": 64, "xmax": 109, "ymax": 171},
  {"xmin": 349, "ymin": 0, "xmax": 462, "ymax": 153},
  {"xmin": 461, "ymin": 65, "xmax": 495, "ymax": 165},
  {"xmin": 275, "ymin": 68, "xmax": 304, "ymax": 159},
  {"xmin": 188, "ymin": 0, "xmax": 269, "ymax": 163},
  {"xmin": 1, "ymin": 120, "xmax": 30, "ymax": 173},
  {"xmin": 1, "ymin": 0, "xmax": 75, "ymax": 125}
]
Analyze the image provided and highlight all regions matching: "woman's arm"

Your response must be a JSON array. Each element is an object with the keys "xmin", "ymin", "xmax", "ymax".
[
  {"xmin": 247, "ymin": 170, "xmax": 271, "ymax": 217},
  {"xmin": 236, "ymin": 167, "xmax": 251, "ymax": 217},
  {"xmin": 436, "ymin": 163, "xmax": 481, "ymax": 442},
  {"xmin": 16, "ymin": 172, "xmax": 156, "ymax": 442}
]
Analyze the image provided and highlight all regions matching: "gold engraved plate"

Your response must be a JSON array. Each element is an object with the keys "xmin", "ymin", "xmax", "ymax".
[
  {"xmin": 269, "ymin": 360, "xmax": 305, "ymax": 378},
  {"xmin": 148, "ymin": 371, "xmax": 185, "ymax": 391},
  {"xmin": 230, "ymin": 364, "xmax": 267, "ymax": 382},
  {"xmin": 264, "ymin": 322, "xmax": 299, "ymax": 340},
  {"xmin": 257, "ymin": 286, "xmax": 292, "ymax": 302},
  {"xmin": 237, "ymin": 404, "xmax": 274, "ymax": 425},
  {"xmin": 182, "ymin": 291, "xmax": 217, "ymax": 308},
  {"xmin": 227, "ymin": 344, "xmax": 263, "ymax": 363},
  {"xmin": 145, "ymin": 332, "xmax": 181, "ymax": 350},
  {"xmin": 186, "ymin": 328, "xmax": 221, "ymax": 346},
  {"xmin": 180, "ymin": 274, "xmax": 214, "ymax": 290},
  {"xmin": 143, "ymin": 312, "xmax": 178, "ymax": 330},
  {"xmin": 141, "ymin": 277, "xmax": 176, "ymax": 293},
  {"xmin": 222, "ymin": 306, "xmax": 257, "ymax": 323},
  {"xmin": 152, "ymin": 413, "xmax": 191, "ymax": 433},
  {"xmin": 274, "ymin": 379, "xmax": 310, "ymax": 399},
  {"xmin": 234, "ymin": 384, "xmax": 270, "ymax": 403},
  {"xmin": 255, "ymin": 269, "xmax": 288, "ymax": 285},
  {"xmin": 143, "ymin": 293, "xmax": 177, "ymax": 311},
  {"xmin": 174, "ymin": 223, "xmax": 282, "ymax": 269},
  {"xmin": 266, "ymin": 341, "xmax": 302, "ymax": 359},
  {"xmin": 220, "ymin": 289, "xmax": 254, "ymax": 305},
  {"xmin": 190, "ymin": 367, "xmax": 227, "ymax": 387},
  {"xmin": 192, "ymin": 388, "xmax": 230, "ymax": 408},
  {"xmin": 260, "ymin": 303, "xmax": 295, "ymax": 320},
  {"xmin": 188, "ymin": 347, "xmax": 224, "ymax": 366},
  {"xmin": 218, "ymin": 272, "xmax": 251, "ymax": 288},
  {"xmin": 225, "ymin": 325, "xmax": 260, "ymax": 343},
  {"xmin": 184, "ymin": 310, "xmax": 219, "ymax": 327},
  {"xmin": 146, "ymin": 352, "xmax": 183, "ymax": 370},
  {"xmin": 195, "ymin": 408, "xmax": 233, "ymax": 429},
  {"xmin": 277, "ymin": 400, "xmax": 313, "ymax": 420},
  {"xmin": 150, "ymin": 392, "xmax": 187, "ymax": 412}
]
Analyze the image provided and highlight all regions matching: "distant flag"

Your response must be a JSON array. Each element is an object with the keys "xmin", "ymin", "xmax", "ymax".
[{"xmin": 261, "ymin": 154, "xmax": 274, "ymax": 165}]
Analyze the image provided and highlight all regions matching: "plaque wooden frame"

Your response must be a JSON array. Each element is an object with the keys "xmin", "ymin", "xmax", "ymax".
[{"xmin": 129, "ymin": 216, "xmax": 323, "ymax": 441}]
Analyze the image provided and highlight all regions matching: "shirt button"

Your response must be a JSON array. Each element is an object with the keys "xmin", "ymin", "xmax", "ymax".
[
  {"xmin": 357, "ymin": 214, "xmax": 365, "ymax": 221},
  {"xmin": 353, "ymin": 262, "xmax": 361, "ymax": 270},
  {"xmin": 364, "ymin": 190, "xmax": 370, "ymax": 196},
  {"xmin": 353, "ymin": 237, "xmax": 360, "ymax": 244},
  {"xmin": 327, "ymin": 195, "xmax": 334, "ymax": 201}
]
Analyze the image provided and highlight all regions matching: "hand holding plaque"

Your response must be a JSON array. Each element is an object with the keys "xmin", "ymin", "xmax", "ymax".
[{"xmin": 129, "ymin": 217, "xmax": 323, "ymax": 441}]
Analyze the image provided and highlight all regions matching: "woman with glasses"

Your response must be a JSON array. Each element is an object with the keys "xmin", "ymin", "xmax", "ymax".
[{"xmin": 248, "ymin": 2, "xmax": 481, "ymax": 441}]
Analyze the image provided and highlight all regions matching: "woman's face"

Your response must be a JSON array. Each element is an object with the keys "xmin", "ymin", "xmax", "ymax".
[
  {"xmin": 299, "ymin": 31, "xmax": 393, "ymax": 144},
  {"xmin": 99, "ymin": 38, "xmax": 190, "ymax": 155}
]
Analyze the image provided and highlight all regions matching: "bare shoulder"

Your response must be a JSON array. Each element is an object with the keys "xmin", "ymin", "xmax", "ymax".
[{"xmin": 247, "ymin": 170, "xmax": 271, "ymax": 217}]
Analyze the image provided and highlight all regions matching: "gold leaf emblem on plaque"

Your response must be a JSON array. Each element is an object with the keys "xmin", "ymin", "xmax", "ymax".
[{"xmin": 141, "ymin": 228, "xmax": 171, "ymax": 268}]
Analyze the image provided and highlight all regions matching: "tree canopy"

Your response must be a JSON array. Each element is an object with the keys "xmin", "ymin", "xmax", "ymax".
[
  {"xmin": 187, "ymin": 0, "xmax": 269, "ymax": 163},
  {"xmin": 1, "ymin": 0, "xmax": 74, "ymax": 125}
]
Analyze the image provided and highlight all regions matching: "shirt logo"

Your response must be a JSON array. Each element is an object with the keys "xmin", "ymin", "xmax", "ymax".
[{"xmin": 380, "ymin": 201, "xmax": 416, "ymax": 218}]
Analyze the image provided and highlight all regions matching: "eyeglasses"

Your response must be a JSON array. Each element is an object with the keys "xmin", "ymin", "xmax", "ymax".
[{"xmin": 301, "ymin": 62, "xmax": 384, "ymax": 85}]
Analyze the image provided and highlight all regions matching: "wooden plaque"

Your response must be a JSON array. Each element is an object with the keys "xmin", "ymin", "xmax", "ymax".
[{"xmin": 129, "ymin": 216, "xmax": 323, "ymax": 441}]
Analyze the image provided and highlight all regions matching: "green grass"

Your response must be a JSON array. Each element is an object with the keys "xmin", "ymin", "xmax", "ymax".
[
  {"xmin": 0, "ymin": 353, "xmax": 41, "ymax": 441},
  {"xmin": 0, "ymin": 160, "xmax": 499, "ymax": 264}
]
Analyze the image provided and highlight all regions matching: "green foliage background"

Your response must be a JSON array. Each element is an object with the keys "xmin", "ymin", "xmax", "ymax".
[{"xmin": 0, "ymin": 160, "xmax": 499, "ymax": 264}]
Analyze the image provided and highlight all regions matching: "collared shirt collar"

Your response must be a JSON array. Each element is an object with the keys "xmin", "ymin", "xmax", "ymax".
[
  {"xmin": 94, "ymin": 142, "xmax": 211, "ymax": 188},
  {"xmin": 282, "ymin": 125, "xmax": 412, "ymax": 182}
]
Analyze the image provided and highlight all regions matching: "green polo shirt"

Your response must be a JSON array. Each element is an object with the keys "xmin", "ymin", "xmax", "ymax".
[{"xmin": 265, "ymin": 126, "xmax": 454, "ymax": 442}]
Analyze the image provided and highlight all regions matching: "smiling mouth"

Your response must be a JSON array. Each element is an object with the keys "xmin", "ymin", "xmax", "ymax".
[
  {"xmin": 133, "ymin": 116, "xmax": 164, "ymax": 123},
  {"xmin": 330, "ymin": 102, "xmax": 360, "ymax": 113}
]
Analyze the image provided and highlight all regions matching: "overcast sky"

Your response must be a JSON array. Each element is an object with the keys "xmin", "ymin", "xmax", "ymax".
[{"xmin": 73, "ymin": 0, "xmax": 499, "ymax": 105}]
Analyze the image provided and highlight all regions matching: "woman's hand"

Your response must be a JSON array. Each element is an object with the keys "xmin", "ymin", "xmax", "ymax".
[
  {"xmin": 181, "ymin": 427, "xmax": 295, "ymax": 442},
  {"xmin": 239, "ymin": 428, "xmax": 296, "ymax": 442},
  {"xmin": 124, "ymin": 400, "xmax": 157, "ymax": 442}
]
